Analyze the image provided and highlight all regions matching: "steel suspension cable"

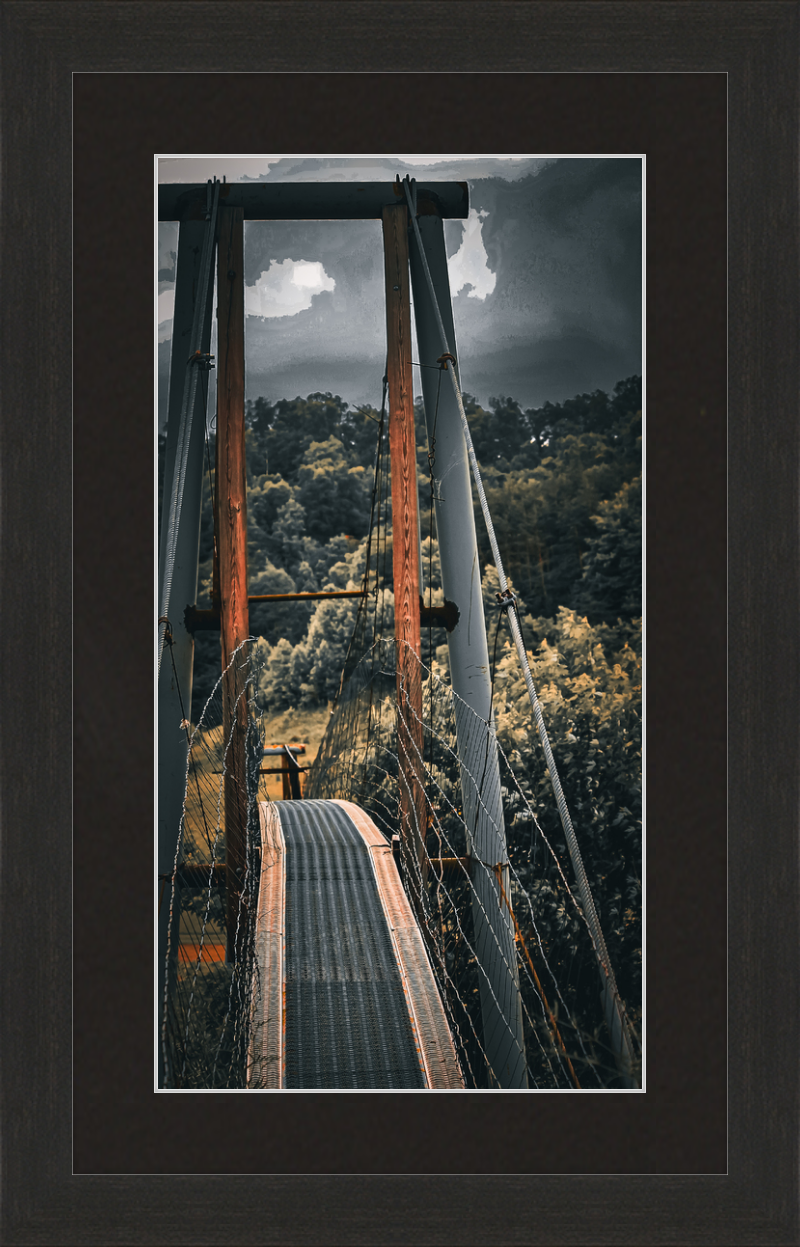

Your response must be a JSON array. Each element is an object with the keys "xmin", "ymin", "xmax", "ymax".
[{"xmin": 402, "ymin": 177, "xmax": 635, "ymax": 1078}]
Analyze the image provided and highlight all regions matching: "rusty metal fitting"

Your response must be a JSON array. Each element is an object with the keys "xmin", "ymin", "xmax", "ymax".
[
  {"xmin": 436, "ymin": 352, "xmax": 456, "ymax": 370},
  {"xmin": 495, "ymin": 589, "xmax": 517, "ymax": 612}
]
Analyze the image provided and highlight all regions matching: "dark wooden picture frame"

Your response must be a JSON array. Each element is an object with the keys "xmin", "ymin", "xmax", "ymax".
[{"xmin": 2, "ymin": 2, "xmax": 796, "ymax": 1242}]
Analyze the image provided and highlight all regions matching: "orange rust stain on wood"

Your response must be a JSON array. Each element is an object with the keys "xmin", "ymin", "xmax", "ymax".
[
  {"xmin": 216, "ymin": 205, "xmax": 250, "ymax": 960},
  {"xmin": 382, "ymin": 205, "xmax": 427, "ymax": 899},
  {"xmin": 216, "ymin": 205, "xmax": 249, "ymax": 669},
  {"xmin": 382, "ymin": 204, "xmax": 421, "ymax": 656}
]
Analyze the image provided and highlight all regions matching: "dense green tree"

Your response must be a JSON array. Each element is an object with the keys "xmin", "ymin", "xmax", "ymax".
[
  {"xmin": 163, "ymin": 375, "xmax": 642, "ymax": 1084},
  {"xmin": 291, "ymin": 597, "xmax": 362, "ymax": 705},
  {"xmin": 492, "ymin": 606, "xmax": 642, "ymax": 1036},
  {"xmin": 314, "ymin": 534, "xmax": 358, "ymax": 586},
  {"xmin": 244, "ymin": 393, "xmax": 349, "ymax": 481},
  {"xmin": 525, "ymin": 375, "xmax": 641, "ymax": 459},
  {"xmin": 576, "ymin": 474, "xmax": 642, "ymax": 622},
  {"xmin": 248, "ymin": 475, "xmax": 296, "ymax": 539},
  {"xmin": 268, "ymin": 497, "xmax": 309, "ymax": 574},
  {"xmin": 244, "ymin": 392, "xmax": 375, "ymax": 483},
  {"xmin": 254, "ymin": 635, "xmax": 298, "ymax": 710},
  {"xmin": 465, "ymin": 393, "xmax": 533, "ymax": 470},
  {"xmin": 162, "ymin": 375, "xmax": 641, "ymax": 730},
  {"xmin": 248, "ymin": 561, "xmax": 313, "ymax": 648},
  {"xmin": 296, "ymin": 437, "xmax": 372, "ymax": 543},
  {"xmin": 340, "ymin": 403, "xmax": 384, "ymax": 468},
  {"xmin": 474, "ymin": 410, "xmax": 640, "ymax": 617}
]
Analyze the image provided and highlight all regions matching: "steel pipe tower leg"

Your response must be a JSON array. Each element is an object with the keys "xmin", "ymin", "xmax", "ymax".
[
  {"xmin": 157, "ymin": 219, "xmax": 215, "ymax": 1085},
  {"xmin": 409, "ymin": 209, "xmax": 527, "ymax": 1088}
]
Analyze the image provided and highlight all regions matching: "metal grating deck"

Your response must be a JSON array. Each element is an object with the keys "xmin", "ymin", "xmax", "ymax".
[{"xmin": 278, "ymin": 800, "xmax": 427, "ymax": 1089}]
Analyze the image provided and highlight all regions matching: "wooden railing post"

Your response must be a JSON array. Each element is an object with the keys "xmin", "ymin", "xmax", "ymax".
[
  {"xmin": 381, "ymin": 203, "xmax": 428, "ymax": 910},
  {"xmin": 216, "ymin": 204, "xmax": 250, "ymax": 962}
]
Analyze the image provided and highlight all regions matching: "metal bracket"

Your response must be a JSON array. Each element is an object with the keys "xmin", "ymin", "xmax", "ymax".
[
  {"xmin": 419, "ymin": 597, "xmax": 460, "ymax": 632},
  {"xmin": 403, "ymin": 175, "xmax": 418, "ymax": 216},
  {"xmin": 495, "ymin": 589, "xmax": 518, "ymax": 612},
  {"xmin": 184, "ymin": 604, "xmax": 220, "ymax": 634}
]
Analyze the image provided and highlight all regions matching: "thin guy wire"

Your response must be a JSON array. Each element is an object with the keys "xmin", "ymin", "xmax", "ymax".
[{"xmin": 402, "ymin": 176, "xmax": 634, "ymax": 1077}]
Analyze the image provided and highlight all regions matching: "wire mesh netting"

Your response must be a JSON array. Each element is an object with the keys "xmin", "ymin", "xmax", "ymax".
[
  {"xmin": 307, "ymin": 638, "xmax": 639, "ymax": 1089},
  {"xmin": 161, "ymin": 634, "xmax": 640, "ymax": 1090},
  {"xmin": 160, "ymin": 386, "xmax": 641, "ymax": 1088},
  {"xmin": 160, "ymin": 642, "xmax": 265, "ymax": 1089}
]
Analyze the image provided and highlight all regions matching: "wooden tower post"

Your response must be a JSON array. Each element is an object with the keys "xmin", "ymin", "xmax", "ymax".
[
  {"xmin": 381, "ymin": 203, "xmax": 428, "ymax": 912},
  {"xmin": 216, "ymin": 204, "xmax": 251, "ymax": 962}
]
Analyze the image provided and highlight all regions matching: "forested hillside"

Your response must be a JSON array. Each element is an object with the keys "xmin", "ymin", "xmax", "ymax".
[
  {"xmin": 160, "ymin": 378, "xmax": 642, "ymax": 1041},
  {"xmin": 162, "ymin": 376, "xmax": 640, "ymax": 712}
]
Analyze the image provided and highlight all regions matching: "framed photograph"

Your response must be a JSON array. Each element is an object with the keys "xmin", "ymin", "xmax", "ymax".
[
  {"xmin": 155, "ymin": 150, "xmax": 644, "ymax": 1099},
  {"xmin": 3, "ymin": 2, "xmax": 795, "ymax": 1242}
]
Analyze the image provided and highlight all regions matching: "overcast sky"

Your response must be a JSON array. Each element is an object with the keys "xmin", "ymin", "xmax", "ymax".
[{"xmin": 157, "ymin": 155, "xmax": 642, "ymax": 424}]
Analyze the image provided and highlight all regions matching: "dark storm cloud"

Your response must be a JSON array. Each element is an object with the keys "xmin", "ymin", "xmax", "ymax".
[
  {"xmin": 158, "ymin": 157, "xmax": 641, "ymax": 421},
  {"xmin": 242, "ymin": 158, "xmax": 641, "ymax": 411},
  {"xmin": 447, "ymin": 159, "xmax": 642, "ymax": 407},
  {"xmin": 242, "ymin": 218, "xmax": 387, "ymax": 407},
  {"xmin": 245, "ymin": 155, "xmax": 554, "ymax": 184}
]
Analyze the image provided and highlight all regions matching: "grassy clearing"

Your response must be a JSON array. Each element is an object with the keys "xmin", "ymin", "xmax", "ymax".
[
  {"xmin": 256, "ymin": 703, "xmax": 332, "ymax": 801},
  {"xmin": 175, "ymin": 705, "xmax": 333, "ymax": 951}
]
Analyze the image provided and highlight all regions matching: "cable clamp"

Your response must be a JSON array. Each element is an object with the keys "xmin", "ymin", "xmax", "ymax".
[
  {"xmin": 158, "ymin": 615, "xmax": 173, "ymax": 644},
  {"xmin": 188, "ymin": 350, "xmax": 215, "ymax": 370},
  {"xmin": 437, "ymin": 353, "xmax": 456, "ymax": 371},
  {"xmin": 495, "ymin": 589, "xmax": 517, "ymax": 612},
  {"xmin": 402, "ymin": 174, "xmax": 418, "ymax": 217}
]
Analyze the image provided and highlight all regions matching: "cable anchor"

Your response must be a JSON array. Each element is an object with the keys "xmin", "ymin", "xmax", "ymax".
[
  {"xmin": 205, "ymin": 177, "xmax": 218, "ymax": 221},
  {"xmin": 437, "ymin": 353, "xmax": 456, "ymax": 371},
  {"xmin": 188, "ymin": 350, "xmax": 215, "ymax": 370},
  {"xmin": 401, "ymin": 174, "xmax": 418, "ymax": 216},
  {"xmin": 495, "ymin": 589, "xmax": 517, "ymax": 612}
]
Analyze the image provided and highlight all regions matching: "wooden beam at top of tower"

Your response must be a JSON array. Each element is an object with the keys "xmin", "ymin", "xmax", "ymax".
[{"xmin": 159, "ymin": 181, "xmax": 469, "ymax": 222}]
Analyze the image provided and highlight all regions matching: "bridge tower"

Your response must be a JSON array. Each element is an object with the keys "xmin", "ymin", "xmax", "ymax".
[
  {"xmin": 158, "ymin": 178, "xmax": 528, "ymax": 1089},
  {"xmin": 157, "ymin": 193, "xmax": 217, "ymax": 1087}
]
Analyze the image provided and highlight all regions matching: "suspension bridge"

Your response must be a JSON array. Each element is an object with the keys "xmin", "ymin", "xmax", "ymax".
[{"xmin": 158, "ymin": 176, "xmax": 640, "ymax": 1091}]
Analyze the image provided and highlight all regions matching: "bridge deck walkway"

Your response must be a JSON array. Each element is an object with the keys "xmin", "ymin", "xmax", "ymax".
[{"xmin": 249, "ymin": 799, "xmax": 463, "ymax": 1090}]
